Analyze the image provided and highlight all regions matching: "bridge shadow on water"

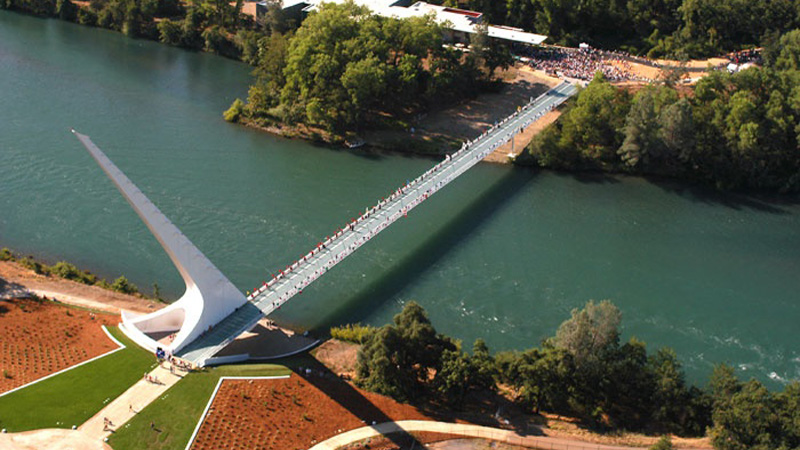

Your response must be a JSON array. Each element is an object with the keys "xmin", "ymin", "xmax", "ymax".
[{"xmin": 317, "ymin": 166, "xmax": 538, "ymax": 330}]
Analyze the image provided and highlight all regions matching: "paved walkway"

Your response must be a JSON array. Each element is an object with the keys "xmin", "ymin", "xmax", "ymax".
[
  {"xmin": 0, "ymin": 362, "xmax": 182, "ymax": 450},
  {"xmin": 0, "ymin": 428, "xmax": 112, "ymax": 450},
  {"xmin": 78, "ymin": 363, "xmax": 183, "ymax": 440},
  {"xmin": 308, "ymin": 420, "xmax": 709, "ymax": 450}
]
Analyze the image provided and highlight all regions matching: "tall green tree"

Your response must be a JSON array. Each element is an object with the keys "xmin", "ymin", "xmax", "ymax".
[
  {"xmin": 356, "ymin": 301, "xmax": 454, "ymax": 401},
  {"xmin": 553, "ymin": 299, "xmax": 622, "ymax": 368}
]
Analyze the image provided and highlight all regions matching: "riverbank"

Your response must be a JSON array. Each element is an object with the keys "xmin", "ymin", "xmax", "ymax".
[
  {"xmin": 311, "ymin": 339, "xmax": 713, "ymax": 450},
  {"xmin": 240, "ymin": 64, "xmax": 562, "ymax": 161},
  {"xmin": 0, "ymin": 260, "xmax": 162, "ymax": 314}
]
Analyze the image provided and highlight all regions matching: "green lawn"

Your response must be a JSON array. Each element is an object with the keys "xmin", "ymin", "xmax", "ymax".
[
  {"xmin": 108, "ymin": 363, "xmax": 291, "ymax": 450},
  {"xmin": 0, "ymin": 326, "xmax": 157, "ymax": 431}
]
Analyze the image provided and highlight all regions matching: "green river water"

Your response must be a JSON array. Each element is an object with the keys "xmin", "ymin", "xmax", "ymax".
[{"xmin": 1, "ymin": 11, "xmax": 799, "ymax": 388}]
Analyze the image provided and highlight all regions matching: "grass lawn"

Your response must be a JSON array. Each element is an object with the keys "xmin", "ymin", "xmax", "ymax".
[
  {"xmin": 0, "ymin": 326, "xmax": 157, "ymax": 431},
  {"xmin": 108, "ymin": 362, "xmax": 291, "ymax": 450}
]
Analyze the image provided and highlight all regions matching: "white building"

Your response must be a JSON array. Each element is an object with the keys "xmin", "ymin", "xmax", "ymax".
[{"xmin": 259, "ymin": 0, "xmax": 548, "ymax": 46}]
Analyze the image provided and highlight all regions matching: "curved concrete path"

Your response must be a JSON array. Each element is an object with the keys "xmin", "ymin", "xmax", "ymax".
[{"xmin": 308, "ymin": 420, "xmax": 708, "ymax": 450}]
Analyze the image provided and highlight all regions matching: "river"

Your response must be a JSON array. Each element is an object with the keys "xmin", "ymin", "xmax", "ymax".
[{"xmin": 1, "ymin": 11, "xmax": 799, "ymax": 388}]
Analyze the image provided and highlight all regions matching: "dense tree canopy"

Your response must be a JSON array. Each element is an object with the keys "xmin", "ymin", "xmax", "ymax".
[
  {"xmin": 353, "ymin": 299, "xmax": 800, "ymax": 445},
  {"xmin": 241, "ymin": 1, "xmax": 485, "ymax": 134},
  {"xmin": 356, "ymin": 299, "xmax": 715, "ymax": 435},
  {"xmin": 356, "ymin": 301, "xmax": 455, "ymax": 401},
  {"xmin": 432, "ymin": 0, "xmax": 800, "ymax": 58},
  {"xmin": 527, "ymin": 40, "xmax": 800, "ymax": 193},
  {"xmin": 709, "ymin": 365, "xmax": 800, "ymax": 450}
]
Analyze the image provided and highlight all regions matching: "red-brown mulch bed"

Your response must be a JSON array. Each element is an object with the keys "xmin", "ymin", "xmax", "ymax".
[
  {"xmin": 191, "ymin": 373, "xmax": 461, "ymax": 450},
  {"xmin": 0, "ymin": 298, "xmax": 118, "ymax": 393}
]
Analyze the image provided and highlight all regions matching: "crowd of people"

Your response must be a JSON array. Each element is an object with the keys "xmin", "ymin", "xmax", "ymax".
[
  {"xmin": 520, "ymin": 46, "xmax": 642, "ymax": 82},
  {"xmin": 244, "ymin": 86, "xmax": 568, "ymax": 312},
  {"xmin": 728, "ymin": 48, "xmax": 761, "ymax": 65}
]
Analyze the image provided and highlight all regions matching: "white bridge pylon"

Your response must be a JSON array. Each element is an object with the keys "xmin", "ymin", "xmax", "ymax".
[{"xmin": 73, "ymin": 130, "xmax": 247, "ymax": 355}]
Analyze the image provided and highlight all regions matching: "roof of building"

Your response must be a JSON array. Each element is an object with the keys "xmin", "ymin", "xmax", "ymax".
[{"xmin": 279, "ymin": 0, "xmax": 548, "ymax": 45}]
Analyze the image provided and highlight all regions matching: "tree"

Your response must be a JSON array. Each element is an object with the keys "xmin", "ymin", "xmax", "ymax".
[
  {"xmin": 513, "ymin": 346, "xmax": 574, "ymax": 414},
  {"xmin": 554, "ymin": 74, "xmax": 631, "ymax": 167},
  {"xmin": 247, "ymin": 32, "xmax": 290, "ymax": 117},
  {"xmin": 356, "ymin": 325, "xmax": 412, "ymax": 400},
  {"xmin": 554, "ymin": 299, "xmax": 622, "ymax": 368},
  {"xmin": 223, "ymin": 98, "xmax": 245, "ymax": 122},
  {"xmin": 471, "ymin": 339, "xmax": 497, "ymax": 388},
  {"xmin": 658, "ymin": 97, "xmax": 694, "ymax": 165},
  {"xmin": 435, "ymin": 349, "xmax": 473, "ymax": 408},
  {"xmin": 235, "ymin": 30, "xmax": 262, "ymax": 65},
  {"xmin": 619, "ymin": 87, "xmax": 661, "ymax": 169},
  {"xmin": 776, "ymin": 382, "xmax": 800, "ymax": 448},
  {"xmin": 772, "ymin": 29, "xmax": 800, "ymax": 72},
  {"xmin": 649, "ymin": 347, "xmax": 691, "ymax": 432},
  {"xmin": 111, "ymin": 275, "xmax": 138, "ymax": 294},
  {"xmin": 470, "ymin": 23, "xmax": 512, "ymax": 81},
  {"xmin": 157, "ymin": 18, "xmax": 182, "ymax": 45},
  {"xmin": 356, "ymin": 301, "xmax": 454, "ymax": 401},
  {"xmin": 340, "ymin": 55, "xmax": 389, "ymax": 126},
  {"xmin": 56, "ymin": 0, "xmax": 77, "ymax": 21},
  {"xmin": 711, "ymin": 379, "xmax": 782, "ymax": 450},
  {"xmin": 709, "ymin": 364, "xmax": 742, "ymax": 408},
  {"xmin": 202, "ymin": 25, "xmax": 234, "ymax": 56}
]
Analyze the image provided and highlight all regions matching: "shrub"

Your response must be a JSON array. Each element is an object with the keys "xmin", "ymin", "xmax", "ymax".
[
  {"xmin": 50, "ymin": 261, "xmax": 81, "ymax": 281},
  {"xmin": 50, "ymin": 261, "xmax": 97, "ymax": 285},
  {"xmin": 19, "ymin": 257, "xmax": 46, "ymax": 275},
  {"xmin": 157, "ymin": 19, "xmax": 182, "ymax": 46},
  {"xmin": 0, "ymin": 248, "xmax": 14, "ymax": 261},
  {"xmin": 223, "ymin": 98, "xmax": 245, "ymax": 123},
  {"xmin": 77, "ymin": 7, "xmax": 97, "ymax": 26},
  {"xmin": 111, "ymin": 276, "xmax": 138, "ymax": 294},
  {"xmin": 330, "ymin": 323, "xmax": 376, "ymax": 344},
  {"xmin": 649, "ymin": 436, "xmax": 674, "ymax": 450}
]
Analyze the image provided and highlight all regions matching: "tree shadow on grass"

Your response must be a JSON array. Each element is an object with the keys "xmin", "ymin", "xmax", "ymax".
[
  {"xmin": 316, "ymin": 167, "xmax": 536, "ymax": 330},
  {"xmin": 288, "ymin": 354, "xmax": 545, "ymax": 440}
]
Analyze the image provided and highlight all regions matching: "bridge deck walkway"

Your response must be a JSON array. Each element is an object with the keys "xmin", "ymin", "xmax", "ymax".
[{"xmin": 178, "ymin": 81, "xmax": 578, "ymax": 365}]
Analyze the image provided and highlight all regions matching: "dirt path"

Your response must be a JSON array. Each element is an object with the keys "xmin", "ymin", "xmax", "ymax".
[
  {"xmin": 0, "ymin": 261, "xmax": 164, "ymax": 314},
  {"xmin": 483, "ymin": 109, "xmax": 561, "ymax": 163},
  {"xmin": 362, "ymin": 64, "xmax": 561, "ymax": 156}
]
